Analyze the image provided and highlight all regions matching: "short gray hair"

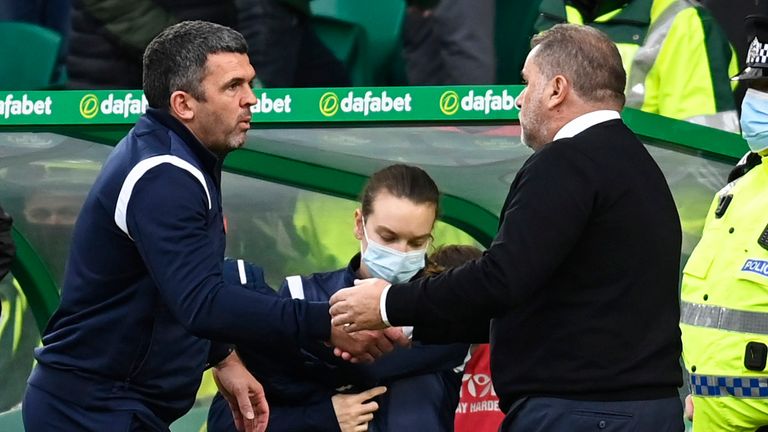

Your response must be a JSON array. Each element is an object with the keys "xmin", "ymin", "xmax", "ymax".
[
  {"xmin": 143, "ymin": 20, "xmax": 248, "ymax": 109},
  {"xmin": 531, "ymin": 24, "xmax": 626, "ymax": 106}
]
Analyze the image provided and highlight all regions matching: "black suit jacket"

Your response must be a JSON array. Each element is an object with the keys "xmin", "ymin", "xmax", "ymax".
[{"xmin": 392, "ymin": 119, "xmax": 683, "ymax": 411}]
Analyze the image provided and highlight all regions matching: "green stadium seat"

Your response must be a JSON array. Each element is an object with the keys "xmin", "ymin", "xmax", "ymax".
[
  {"xmin": 311, "ymin": 15, "xmax": 369, "ymax": 85},
  {"xmin": 0, "ymin": 22, "xmax": 62, "ymax": 91},
  {"xmin": 311, "ymin": 0, "xmax": 406, "ymax": 86}
]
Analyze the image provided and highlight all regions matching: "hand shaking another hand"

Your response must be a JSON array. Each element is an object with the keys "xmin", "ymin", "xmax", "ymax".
[
  {"xmin": 328, "ymin": 278, "xmax": 409, "ymax": 363},
  {"xmin": 329, "ymin": 278, "xmax": 391, "ymax": 332}
]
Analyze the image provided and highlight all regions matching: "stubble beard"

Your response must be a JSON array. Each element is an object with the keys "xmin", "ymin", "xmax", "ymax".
[{"xmin": 520, "ymin": 107, "xmax": 546, "ymax": 150}]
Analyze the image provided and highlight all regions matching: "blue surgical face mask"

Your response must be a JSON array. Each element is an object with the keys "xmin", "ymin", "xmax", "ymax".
[
  {"xmin": 741, "ymin": 88, "xmax": 768, "ymax": 153},
  {"xmin": 360, "ymin": 218, "xmax": 428, "ymax": 284}
]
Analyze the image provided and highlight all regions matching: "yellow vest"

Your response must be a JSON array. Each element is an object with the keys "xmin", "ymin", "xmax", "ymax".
[
  {"xmin": 537, "ymin": 0, "xmax": 739, "ymax": 131},
  {"xmin": 681, "ymin": 156, "xmax": 768, "ymax": 397}
]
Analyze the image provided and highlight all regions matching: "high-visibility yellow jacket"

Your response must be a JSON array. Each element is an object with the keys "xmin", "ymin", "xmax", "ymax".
[
  {"xmin": 0, "ymin": 278, "xmax": 37, "ymax": 411},
  {"xmin": 681, "ymin": 154, "xmax": 768, "ymax": 399},
  {"xmin": 536, "ymin": 0, "xmax": 739, "ymax": 132}
]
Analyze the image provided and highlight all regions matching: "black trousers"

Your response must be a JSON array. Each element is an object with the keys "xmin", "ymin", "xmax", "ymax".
[{"xmin": 501, "ymin": 396, "xmax": 684, "ymax": 432}]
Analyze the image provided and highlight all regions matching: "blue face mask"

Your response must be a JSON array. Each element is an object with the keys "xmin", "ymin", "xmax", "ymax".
[
  {"xmin": 360, "ymin": 218, "xmax": 428, "ymax": 284},
  {"xmin": 741, "ymin": 88, "xmax": 768, "ymax": 153}
]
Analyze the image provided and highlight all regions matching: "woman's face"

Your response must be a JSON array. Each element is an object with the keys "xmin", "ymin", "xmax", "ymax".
[{"xmin": 355, "ymin": 190, "xmax": 436, "ymax": 277}]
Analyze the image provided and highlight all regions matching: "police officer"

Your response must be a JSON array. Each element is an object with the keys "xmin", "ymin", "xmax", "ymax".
[{"xmin": 681, "ymin": 14, "xmax": 768, "ymax": 431}]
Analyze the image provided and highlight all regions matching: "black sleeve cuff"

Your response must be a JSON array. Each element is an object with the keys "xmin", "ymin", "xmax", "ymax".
[{"xmin": 206, "ymin": 342, "xmax": 234, "ymax": 368}]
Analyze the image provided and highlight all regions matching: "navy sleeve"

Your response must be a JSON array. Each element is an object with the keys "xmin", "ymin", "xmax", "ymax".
[
  {"xmin": 126, "ymin": 166, "xmax": 331, "ymax": 346},
  {"xmin": 206, "ymin": 342, "xmax": 234, "ymax": 368},
  {"xmin": 364, "ymin": 342, "xmax": 468, "ymax": 382},
  {"xmin": 387, "ymin": 145, "xmax": 595, "ymax": 326}
]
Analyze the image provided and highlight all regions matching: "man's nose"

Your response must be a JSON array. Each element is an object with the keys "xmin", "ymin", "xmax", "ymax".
[
  {"xmin": 244, "ymin": 88, "xmax": 257, "ymax": 106},
  {"xmin": 516, "ymin": 89, "xmax": 525, "ymax": 109}
]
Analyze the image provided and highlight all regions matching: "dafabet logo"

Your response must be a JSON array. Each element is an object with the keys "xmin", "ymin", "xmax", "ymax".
[
  {"xmin": 439, "ymin": 89, "xmax": 517, "ymax": 116},
  {"xmin": 319, "ymin": 91, "xmax": 412, "ymax": 117},
  {"xmin": 79, "ymin": 93, "xmax": 148, "ymax": 119},
  {"xmin": 319, "ymin": 92, "xmax": 339, "ymax": 117},
  {"xmin": 0, "ymin": 94, "xmax": 52, "ymax": 119},
  {"xmin": 79, "ymin": 94, "xmax": 98, "ymax": 119},
  {"xmin": 439, "ymin": 91, "xmax": 460, "ymax": 115}
]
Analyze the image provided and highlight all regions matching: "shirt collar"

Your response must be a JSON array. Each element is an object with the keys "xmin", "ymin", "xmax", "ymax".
[{"xmin": 553, "ymin": 110, "xmax": 621, "ymax": 141}]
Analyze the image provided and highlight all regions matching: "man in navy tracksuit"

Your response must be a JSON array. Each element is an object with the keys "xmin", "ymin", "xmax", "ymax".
[
  {"xmin": 209, "ymin": 256, "xmax": 468, "ymax": 432},
  {"xmin": 22, "ymin": 21, "xmax": 400, "ymax": 432}
]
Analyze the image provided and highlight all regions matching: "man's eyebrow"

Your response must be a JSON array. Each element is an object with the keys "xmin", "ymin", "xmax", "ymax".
[{"xmin": 222, "ymin": 76, "xmax": 246, "ymax": 89}]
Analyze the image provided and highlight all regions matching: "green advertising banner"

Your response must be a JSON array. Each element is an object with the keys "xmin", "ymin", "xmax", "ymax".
[{"xmin": 0, "ymin": 86, "xmax": 523, "ymax": 126}]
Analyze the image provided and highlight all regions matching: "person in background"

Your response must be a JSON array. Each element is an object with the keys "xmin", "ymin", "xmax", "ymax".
[
  {"xmin": 235, "ymin": 0, "xmax": 350, "ymax": 87},
  {"xmin": 210, "ymin": 257, "xmax": 389, "ymax": 432},
  {"xmin": 425, "ymin": 245, "xmax": 505, "ymax": 432},
  {"xmin": 209, "ymin": 164, "xmax": 469, "ymax": 432},
  {"xmin": 330, "ymin": 24, "xmax": 684, "ymax": 432},
  {"xmin": 702, "ymin": 0, "xmax": 768, "ymax": 107},
  {"xmin": 680, "ymin": 14, "xmax": 768, "ymax": 431},
  {"xmin": 0, "ymin": 0, "xmax": 70, "ymax": 83},
  {"xmin": 0, "ymin": 203, "xmax": 20, "ymax": 412},
  {"xmin": 22, "ymin": 21, "xmax": 401, "ymax": 432},
  {"xmin": 66, "ymin": 0, "xmax": 236, "ymax": 89},
  {"xmin": 403, "ymin": 0, "xmax": 496, "ymax": 85},
  {"xmin": 536, "ymin": 0, "xmax": 739, "ymax": 132}
]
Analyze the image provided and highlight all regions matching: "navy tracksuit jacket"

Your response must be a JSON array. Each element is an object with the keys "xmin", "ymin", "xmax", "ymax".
[{"xmin": 25, "ymin": 109, "xmax": 330, "ymax": 431}]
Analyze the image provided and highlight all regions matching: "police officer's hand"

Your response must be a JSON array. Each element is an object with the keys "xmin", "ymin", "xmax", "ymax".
[
  {"xmin": 332, "ymin": 386, "xmax": 387, "ymax": 432},
  {"xmin": 213, "ymin": 351, "xmax": 269, "ymax": 432}
]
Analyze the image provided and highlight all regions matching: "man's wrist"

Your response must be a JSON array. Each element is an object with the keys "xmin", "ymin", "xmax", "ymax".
[{"xmin": 379, "ymin": 283, "xmax": 393, "ymax": 327}]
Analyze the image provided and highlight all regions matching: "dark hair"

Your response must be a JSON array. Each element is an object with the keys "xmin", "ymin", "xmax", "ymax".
[
  {"xmin": 531, "ymin": 24, "xmax": 626, "ymax": 106},
  {"xmin": 425, "ymin": 244, "xmax": 483, "ymax": 276},
  {"xmin": 143, "ymin": 20, "xmax": 248, "ymax": 109},
  {"xmin": 360, "ymin": 164, "xmax": 439, "ymax": 218}
]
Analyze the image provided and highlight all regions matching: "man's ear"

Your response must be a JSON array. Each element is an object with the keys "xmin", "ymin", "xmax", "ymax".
[
  {"xmin": 547, "ymin": 75, "xmax": 569, "ymax": 109},
  {"xmin": 169, "ymin": 90, "xmax": 195, "ymax": 121},
  {"xmin": 353, "ymin": 208, "xmax": 363, "ymax": 240}
]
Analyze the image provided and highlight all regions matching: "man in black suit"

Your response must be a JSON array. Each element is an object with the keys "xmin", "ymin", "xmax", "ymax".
[{"xmin": 330, "ymin": 23, "xmax": 684, "ymax": 431}]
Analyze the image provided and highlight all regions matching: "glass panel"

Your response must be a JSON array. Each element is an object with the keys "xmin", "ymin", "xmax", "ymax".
[
  {"xmin": 246, "ymin": 125, "xmax": 528, "ymax": 214},
  {"xmin": 645, "ymin": 142, "xmax": 733, "ymax": 262},
  {"xmin": 0, "ymin": 133, "xmax": 106, "ymax": 287}
]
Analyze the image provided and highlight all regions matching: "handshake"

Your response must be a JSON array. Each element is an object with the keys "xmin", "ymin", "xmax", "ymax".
[
  {"xmin": 329, "ymin": 324, "xmax": 409, "ymax": 363},
  {"xmin": 327, "ymin": 278, "xmax": 400, "ymax": 363}
]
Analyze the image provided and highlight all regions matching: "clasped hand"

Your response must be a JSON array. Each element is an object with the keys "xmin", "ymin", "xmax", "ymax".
[{"xmin": 329, "ymin": 278, "xmax": 408, "ymax": 362}]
